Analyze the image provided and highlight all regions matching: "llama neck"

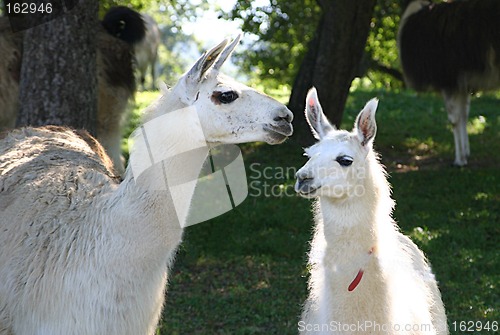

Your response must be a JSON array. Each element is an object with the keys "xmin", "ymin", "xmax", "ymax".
[
  {"xmin": 106, "ymin": 90, "xmax": 209, "ymax": 260},
  {"xmin": 318, "ymin": 154, "xmax": 395, "ymax": 253}
]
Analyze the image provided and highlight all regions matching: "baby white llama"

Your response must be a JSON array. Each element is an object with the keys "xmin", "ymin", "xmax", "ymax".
[
  {"xmin": 295, "ymin": 88, "xmax": 448, "ymax": 335},
  {"xmin": 0, "ymin": 36, "xmax": 293, "ymax": 335}
]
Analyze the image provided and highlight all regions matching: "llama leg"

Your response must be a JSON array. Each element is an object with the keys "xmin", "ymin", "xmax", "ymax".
[
  {"xmin": 150, "ymin": 55, "xmax": 157, "ymax": 90},
  {"xmin": 456, "ymin": 94, "xmax": 470, "ymax": 163},
  {"xmin": 464, "ymin": 95, "xmax": 471, "ymax": 157},
  {"xmin": 443, "ymin": 91, "xmax": 468, "ymax": 166}
]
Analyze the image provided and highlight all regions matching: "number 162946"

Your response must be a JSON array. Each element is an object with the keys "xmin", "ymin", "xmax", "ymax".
[
  {"xmin": 6, "ymin": 2, "xmax": 53, "ymax": 14},
  {"xmin": 451, "ymin": 320, "xmax": 498, "ymax": 332}
]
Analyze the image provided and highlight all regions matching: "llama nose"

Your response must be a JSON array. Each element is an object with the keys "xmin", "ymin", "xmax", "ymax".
[
  {"xmin": 273, "ymin": 107, "xmax": 293, "ymax": 123},
  {"xmin": 295, "ymin": 172, "xmax": 314, "ymax": 194},
  {"xmin": 295, "ymin": 171, "xmax": 312, "ymax": 185}
]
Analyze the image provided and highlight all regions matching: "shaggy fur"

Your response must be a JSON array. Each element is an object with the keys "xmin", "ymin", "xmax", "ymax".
[
  {"xmin": 398, "ymin": 0, "xmax": 500, "ymax": 166},
  {"xmin": 0, "ymin": 7, "xmax": 146, "ymax": 174},
  {"xmin": 295, "ymin": 88, "xmax": 448, "ymax": 334},
  {"xmin": 0, "ymin": 36, "xmax": 293, "ymax": 335}
]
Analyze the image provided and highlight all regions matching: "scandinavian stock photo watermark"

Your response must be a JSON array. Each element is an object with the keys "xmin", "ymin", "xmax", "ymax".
[
  {"xmin": 249, "ymin": 162, "xmax": 369, "ymax": 199},
  {"xmin": 248, "ymin": 163, "xmax": 298, "ymax": 198},
  {"xmin": 128, "ymin": 105, "xmax": 248, "ymax": 228},
  {"xmin": 297, "ymin": 320, "xmax": 447, "ymax": 334}
]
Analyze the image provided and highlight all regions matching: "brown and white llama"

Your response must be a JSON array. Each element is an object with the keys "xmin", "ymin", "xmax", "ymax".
[
  {"xmin": 295, "ymin": 88, "xmax": 448, "ymax": 334},
  {"xmin": 0, "ymin": 36, "xmax": 293, "ymax": 335},
  {"xmin": 398, "ymin": 0, "xmax": 500, "ymax": 166}
]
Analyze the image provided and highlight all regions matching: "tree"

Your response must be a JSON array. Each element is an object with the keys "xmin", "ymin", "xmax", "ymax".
[
  {"xmin": 289, "ymin": 0, "xmax": 376, "ymax": 142},
  {"xmin": 225, "ymin": 0, "xmax": 376, "ymax": 144},
  {"xmin": 224, "ymin": 0, "xmax": 321, "ymax": 89},
  {"xmin": 16, "ymin": 1, "xmax": 99, "ymax": 135}
]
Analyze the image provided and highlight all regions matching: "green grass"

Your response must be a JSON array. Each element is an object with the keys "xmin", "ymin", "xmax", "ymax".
[{"xmin": 127, "ymin": 89, "xmax": 499, "ymax": 334}]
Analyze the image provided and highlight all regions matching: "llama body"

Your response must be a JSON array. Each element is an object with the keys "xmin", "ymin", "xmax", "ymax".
[
  {"xmin": 0, "ymin": 6, "xmax": 145, "ymax": 174},
  {"xmin": 134, "ymin": 13, "xmax": 160, "ymax": 90},
  {"xmin": 0, "ymin": 127, "xmax": 173, "ymax": 335},
  {"xmin": 0, "ymin": 37, "xmax": 293, "ymax": 335},
  {"xmin": 295, "ymin": 88, "xmax": 447, "ymax": 334},
  {"xmin": 398, "ymin": 0, "xmax": 500, "ymax": 166}
]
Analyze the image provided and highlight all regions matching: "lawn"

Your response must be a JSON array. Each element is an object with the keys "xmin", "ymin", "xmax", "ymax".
[{"xmin": 127, "ymin": 89, "xmax": 499, "ymax": 334}]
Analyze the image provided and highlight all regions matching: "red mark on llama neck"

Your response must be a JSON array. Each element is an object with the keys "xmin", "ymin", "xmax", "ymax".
[{"xmin": 348, "ymin": 247, "xmax": 375, "ymax": 292}]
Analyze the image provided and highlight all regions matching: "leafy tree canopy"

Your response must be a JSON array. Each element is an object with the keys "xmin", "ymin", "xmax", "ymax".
[
  {"xmin": 221, "ymin": 0, "xmax": 415, "ymax": 90},
  {"xmin": 222, "ymin": 0, "xmax": 320, "ymax": 88}
]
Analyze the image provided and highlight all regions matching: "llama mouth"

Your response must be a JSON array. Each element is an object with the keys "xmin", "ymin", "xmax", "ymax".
[
  {"xmin": 263, "ymin": 124, "xmax": 293, "ymax": 144},
  {"xmin": 294, "ymin": 180, "xmax": 319, "ymax": 197}
]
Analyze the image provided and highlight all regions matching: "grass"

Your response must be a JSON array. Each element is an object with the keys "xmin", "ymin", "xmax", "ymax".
[{"xmin": 126, "ymin": 89, "xmax": 499, "ymax": 334}]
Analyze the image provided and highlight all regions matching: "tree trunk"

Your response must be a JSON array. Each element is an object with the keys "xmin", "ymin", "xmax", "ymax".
[
  {"xmin": 289, "ymin": 0, "xmax": 376, "ymax": 145},
  {"xmin": 17, "ymin": 0, "xmax": 99, "ymax": 135}
]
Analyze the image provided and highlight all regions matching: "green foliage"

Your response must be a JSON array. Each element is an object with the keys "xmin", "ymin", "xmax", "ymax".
[
  {"xmin": 222, "ymin": 0, "xmax": 321, "ymax": 88},
  {"xmin": 364, "ymin": 0, "xmax": 403, "ymax": 89},
  {"xmin": 99, "ymin": 0, "xmax": 148, "ymax": 15}
]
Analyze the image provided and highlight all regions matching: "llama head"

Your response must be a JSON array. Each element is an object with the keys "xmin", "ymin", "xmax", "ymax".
[
  {"xmin": 295, "ymin": 87, "xmax": 378, "ymax": 199},
  {"xmin": 169, "ymin": 35, "xmax": 293, "ymax": 145}
]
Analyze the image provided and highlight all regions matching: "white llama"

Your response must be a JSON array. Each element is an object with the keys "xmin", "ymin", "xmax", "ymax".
[
  {"xmin": 295, "ymin": 88, "xmax": 448, "ymax": 335},
  {"xmin": 0, "ymin": 36, "xmax": 293, "ymax": 335}
]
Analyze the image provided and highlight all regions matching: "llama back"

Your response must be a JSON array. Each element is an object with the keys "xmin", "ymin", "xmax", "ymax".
[
  {"xmin": 0, "ymin": 126, "xmax": 116, "ymax": 180},
  {"xmin": 399, "ymin": 0, "xmax": 500, "ymax": 92},
  {"xmin": 0, "ymin": 127, "xmax": 120, "ymax": 334}
]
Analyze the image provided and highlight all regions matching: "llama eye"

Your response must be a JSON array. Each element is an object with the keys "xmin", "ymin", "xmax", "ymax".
[
  {"xmin": 218, "ymin": 91, "xmax": 239, "ymax": 104},
  {"xmin": 336, "ymin": 155, "xmax": 353, "ymax": 167}
]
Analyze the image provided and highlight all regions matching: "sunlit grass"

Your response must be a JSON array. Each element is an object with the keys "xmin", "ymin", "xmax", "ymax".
[
  {"xmin": 121, "ymin": 90, "xmax": 161, "ymax": 159},
  {"xmin": 468, "ymin": 115, "xmax": 488, "ymax": 135}
]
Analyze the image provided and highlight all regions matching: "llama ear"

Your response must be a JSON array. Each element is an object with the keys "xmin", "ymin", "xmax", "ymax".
[
  {"xmin": 185, "ymin": 38, "xmax": 230, "ymax": 84},
  {"xmin": 213, "ymin": 34, "xmax": 241, "ymax": 71},
  {"xmin": 304, "ymin": 87, "xmax": 335, "ymax": 139},
  {"xmin": 355, "ymin": 98, "xmax": 379, "ymax": 146}
]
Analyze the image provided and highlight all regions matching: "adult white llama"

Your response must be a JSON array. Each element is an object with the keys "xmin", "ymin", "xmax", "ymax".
[
  {"xmin": 295, "ymin": 88, "xmax": 448, "ymax": 335},
  {"xmin": 0, "ymin": 36, "xmax": 293, "ymax": 335}
]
